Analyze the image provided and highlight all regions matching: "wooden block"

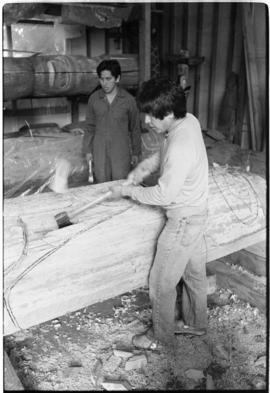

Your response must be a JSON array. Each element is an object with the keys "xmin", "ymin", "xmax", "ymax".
[
  {"xmin": 4, "ymin": 351, "xmax": 24, "ymax": 391},
  {"xmin": 113, "ymin": 349, "xmax": 133, "ymax": 359},
  {"xmin": 224, "ymin": 248, "xmax": 266, "ymax": 277},
  {"xmin": 207, "ymin": 274, "xmax": 217, "ymax": 295},
  {"xmin": 125, "ymin": 354, "xmax": 148, "ymax": 371},
  {"xmin": 206, "ymin": 259, "xmax": 266, "ymax": 313},
  {"xmin": 103, "ymin": 355, "xmax": 122, "ymax": 373},
  {"xmin": 206, "ymin": 373, "xmax": 216, "ymax": 390},
  {"xmin": 90, "ymin": 358, "xmax": 103, "ymax": 386},
  {"xmin": 205, "ymin": 129, "xmax": 226, "ymax": 141},
  {"xmin": 101, "ymin": 379, "xmax": 132, "ymax": 391}
]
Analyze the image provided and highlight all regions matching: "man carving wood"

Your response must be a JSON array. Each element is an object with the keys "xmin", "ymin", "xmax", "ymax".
[{"xmin": 110, "ymin": 78, "xmax": 209, "ymax": 349}]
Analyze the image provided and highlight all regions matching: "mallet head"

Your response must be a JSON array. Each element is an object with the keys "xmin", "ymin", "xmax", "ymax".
[{"xmin": 55, "ymin": 211, "xmax": 73, "ymax": 228}]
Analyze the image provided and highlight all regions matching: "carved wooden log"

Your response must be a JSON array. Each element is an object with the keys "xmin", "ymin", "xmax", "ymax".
[
  {"xmin": 3, "ymin": 167, "xmax": 266, "ymax": 335},
  {"xmin": 4, "ymin": 54, "xmax": 139, "ymax": 100},
  {"xmin": 32, "ymin": 54, "xmax": 101, "ymax": 97}
]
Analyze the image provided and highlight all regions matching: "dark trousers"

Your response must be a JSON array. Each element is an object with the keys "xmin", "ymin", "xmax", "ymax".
[{"xmin": 94, "ymin": 145, "xmax": 130, "ymax": 183}]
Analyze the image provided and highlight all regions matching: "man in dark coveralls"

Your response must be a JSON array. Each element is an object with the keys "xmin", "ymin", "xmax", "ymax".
[{"xmin": 82, "ymin": 59, "xmax": 141, "ymax": 183}]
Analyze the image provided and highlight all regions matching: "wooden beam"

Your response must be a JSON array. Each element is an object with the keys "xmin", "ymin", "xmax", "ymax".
[
  {"xmin": 206, "ymin": 259, "xmax": 266, "ymax": 313},
  {"xmin": 139, "ymin": 3, "xmax": 151, "ymax": 83},
  {"xmin": 3, "ymin": 166, "xmax": 266, "ymax": 335}
]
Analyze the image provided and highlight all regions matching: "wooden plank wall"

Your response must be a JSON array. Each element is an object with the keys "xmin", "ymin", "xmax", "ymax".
[{"xmin": 162, "ymin": 2, "xmax": 266, "ymax": 151}]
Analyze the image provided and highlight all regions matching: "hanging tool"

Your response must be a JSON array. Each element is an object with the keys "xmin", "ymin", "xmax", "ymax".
[{"xmin": 54, "ymin": 190, "xmax": 112, "ymax": 228}]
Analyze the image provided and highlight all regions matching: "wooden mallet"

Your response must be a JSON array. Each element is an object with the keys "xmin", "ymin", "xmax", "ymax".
[
  {"xmin": 51, "ymin": 158, "xmax": 129, "ymax": 228},
  {"xmin": 54, "ymin": 190, "xmax": 112, "ymax": 228}
]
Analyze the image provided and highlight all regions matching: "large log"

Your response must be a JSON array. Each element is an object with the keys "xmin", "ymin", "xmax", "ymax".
[
  {"xmin": 4, "ymin": 54, "xmax": 139, "ymax": 100},
  {"xmin": 3, "ymin": 166, "xmax": 266, "ymax": 335}
]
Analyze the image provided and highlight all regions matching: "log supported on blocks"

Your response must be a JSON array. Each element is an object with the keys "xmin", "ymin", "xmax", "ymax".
[{"xmin": 3, "ymin": 166, "xmax": 266, "ymax": 335}]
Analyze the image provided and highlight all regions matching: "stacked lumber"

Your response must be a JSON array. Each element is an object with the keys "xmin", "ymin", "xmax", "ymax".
[{"xmin": 3, "ymin": 166, "xmax": 266, "ymax": 335}]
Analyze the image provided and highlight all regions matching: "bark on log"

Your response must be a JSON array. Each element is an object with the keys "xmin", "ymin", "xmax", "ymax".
[{"xmin": 3, "ymin": 166, "xmax": 266, "ymax": 335}]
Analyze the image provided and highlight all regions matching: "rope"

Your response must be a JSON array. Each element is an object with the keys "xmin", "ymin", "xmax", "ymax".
[
  {"xmin": 209, "ymin": 166, "xmax": 261, "ymax": 226},
  {"xmin": 4, "ymin": 204, "xmax": 133, "ymax": 331}
]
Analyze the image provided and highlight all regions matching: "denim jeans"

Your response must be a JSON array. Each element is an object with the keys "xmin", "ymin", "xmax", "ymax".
[{"xmin": 149, "ymin": 210, "xmax": 207, "ymax": 345}]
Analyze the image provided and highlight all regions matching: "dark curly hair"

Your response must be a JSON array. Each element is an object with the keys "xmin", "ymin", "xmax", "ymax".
[
  {"xmin": 137, "ymin": 78, "xmax": 186, "ymax": 119},
  {"xmin": 97, "ymin": 59, "xmax": 121, "ymax": 79}
]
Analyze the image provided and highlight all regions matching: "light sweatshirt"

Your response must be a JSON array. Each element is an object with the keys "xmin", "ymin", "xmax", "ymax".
[{"xmin": 123, "ymin": 113, "xmax": 209, "ymax": 215}]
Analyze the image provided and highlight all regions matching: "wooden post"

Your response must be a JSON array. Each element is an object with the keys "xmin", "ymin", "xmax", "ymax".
[
  {"xmin": 161, "ymin": 4, "xmax": 171, "ymax": 77},
  {"xmin": 181, "ymin": 3, "xmax": 189, "ymax": 49},
  {"xmin": 4, "ymin": 25, "xmax": 13, "ymax": 57},
  {"xmin": 241, "ymin": 3, "xmax": 263, "ymax": 151},
  {"xmin": 86, "ymin": 27, "xmax": 91, "ymax": 57},
  {"xmin": 207, "ymin": 3, "xmax": 219, "ymax": 130},
  {"xmin": 139, "ymin": 3, "xmax": 151, "ymax": 83},
  {"xmin": 71, "ymin": 97, "xmax": 79, "ymax": 123},
  {"xmin": 226, "ymin": 4, "xmax": 237, "ymax": 79},
  {"xmin": 234, "ymin": 45, "xmax": 246, "ymax": 145},
  {"xmin": 193, "ymin": 3, "xmax": 203, "ymax": 117}
]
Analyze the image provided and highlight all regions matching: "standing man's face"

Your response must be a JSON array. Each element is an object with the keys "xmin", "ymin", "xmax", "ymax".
[{"xmin": 99, "ymin": 70, "xmax": 120, "ymax": 94}]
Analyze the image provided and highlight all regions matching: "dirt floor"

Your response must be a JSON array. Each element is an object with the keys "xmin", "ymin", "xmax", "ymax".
[{"xmin": 4, "ymin": 280, "xmax": 267, "ymax": 391}]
